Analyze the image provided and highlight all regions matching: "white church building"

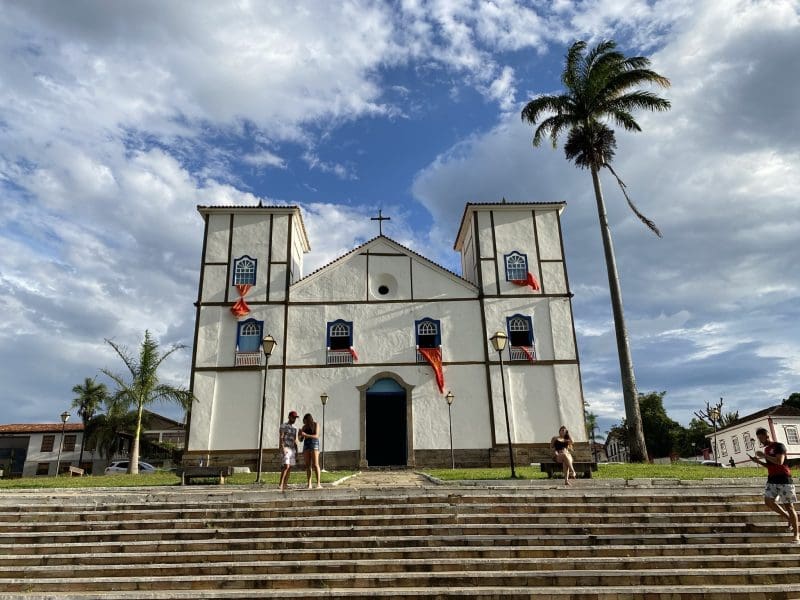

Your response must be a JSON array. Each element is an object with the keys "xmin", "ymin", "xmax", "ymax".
[{"xmin": 186, "ymin": 201, "xmax": 587, "ymax": 470}]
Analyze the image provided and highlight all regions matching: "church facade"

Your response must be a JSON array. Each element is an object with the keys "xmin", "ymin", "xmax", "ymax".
[{"xmin": 186, "ymin": 201, "xmax": 586, "ymax": 469}]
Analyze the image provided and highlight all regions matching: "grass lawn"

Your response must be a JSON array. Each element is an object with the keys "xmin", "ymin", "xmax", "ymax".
[
  {"xmin": 0, "ymin": 470, "xmax": 356, "ymax": 490},
  {"xmin": 425, "ymin": 462, "xmax": 765, "ymax": 481}
]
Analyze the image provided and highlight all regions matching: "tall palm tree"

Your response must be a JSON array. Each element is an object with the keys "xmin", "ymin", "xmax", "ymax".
[
  {"xmin": 522, "ymin": 40, "xmax": 670, "ymax": 461},
  {"xmin": 102, "ymin": 330, "xmax": 193, "ymax": 474},
  {"xmin": 71, "ymin": 377, "xmax": 109, "ymax": 467},
  {"xmin": 84, "ymin": 397, "xmax": 139, "ymax": 462}
]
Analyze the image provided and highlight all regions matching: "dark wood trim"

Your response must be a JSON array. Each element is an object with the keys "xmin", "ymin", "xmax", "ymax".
[
  {"xmin": 224, "ymin": 214, "xmax": 234, "ymax": 303},
  {"xmin": 269, "ymin": 260, "xmax": 289, "ymax": 264},
  {"xmin": 203, "ymin": 261, "xmax": 227, "ymax": 266},
  {"xmin": 489, "ymin": 211, "xmax": 500, "ymax": 296},
  {"xmin": 409, "ymin": 255, "xmax": 414, "ymax": 300},
  {"xmin": 280, "ymin": 214, "xmax": 292, "ymax": 420},
  {"xmin": 361, "ymin": 252, "xmax": 405, "ymax": 256},
  {"xmin": 192, "ymin": 359, "xmax": 580, "ymax": 373},
  {"xmin": 540, "ymin": 259, "xmax": 563, "ymax": 263},
  {"xmin": 474, "ymin": 210, "xmax": 496, "ymax": 447},
  {"xmin": 532, "ymin": 209, "xmax": 544, "ymax": 295},
  {"xmin": 265, "ymin": 214, "xmax": 273, "ymax": 302},
  {"xmin": 186, "ymin": 213, "xmax": 211, "ymax": 447},
  {"xmin": 194, "ymin": 296, "xmax": 480, "ymax": 307}
]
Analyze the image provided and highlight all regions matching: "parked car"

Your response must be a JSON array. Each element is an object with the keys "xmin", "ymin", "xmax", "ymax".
[
  {"xmin": 700, "ymin": 460, "xmax": 729, "ymax": 468},
  {"xmin": 103, "ymin": 461, "xmax": 157, "ymax": 475}
]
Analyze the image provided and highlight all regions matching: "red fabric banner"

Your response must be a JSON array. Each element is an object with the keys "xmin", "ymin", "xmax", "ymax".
[
  {"xmin": 510, "ymin": 272, "xmax": 540, "ymax": 291},
  {"xmin": 348, "ymin": 347, "xmax": 359, "ymax": 361},
  {"xmin": 519, "ymin": 346, "xmax": 536, "ymax": 363},
  {"xmin": 418, "ymin": 347, "xmax": 444, "ymax": 394},
  {"xmin": 230, "ymin": 283, "xmax": 252, "ymax": 318}
]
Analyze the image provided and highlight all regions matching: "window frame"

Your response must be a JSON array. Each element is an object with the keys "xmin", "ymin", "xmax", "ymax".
[
  {"xmin": 504, "ymin": 251, "xmax": 528, "ymax": 282},
  {"xmin": 327, "ymin": 320, "xmax": 353, "ymax": 350},
  {"xmin": 785, "ymin": 426, "xmax": 799, "ymax": 445},
  {"xmin": 236, "ymin": 318, "xmax": 264, "ymax": 353},
  {"xmin": 40, "ymin": 435, "xmax": 55, "ymax": 453},
  {"xmin": 415, "ymin": 318, "xmax": 441, "ymax": 348},
  {"xmin": 731, "ymin": 435, "xmax": 740, "ymax": 454},
  {"xmin": 232, "ymin": 255, "xmax": 257, "ymax": 286},
  {"xmin": 743, "ymin": 431, "xmax": 754, "ymax": 451},
  {"xmin": 506, "ymin": 314, "xmax": 534, "ymax": 347},
  {"xmin": 719, "ymin": 440, "xmax": 728, "ymax": 457},
  {"xmin": 63, "ymin": 434, "xmax": 77, "ymax": 453}
]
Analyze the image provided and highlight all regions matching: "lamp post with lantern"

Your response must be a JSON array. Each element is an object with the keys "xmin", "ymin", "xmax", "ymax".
[
  {"xmin": 445, "ymin": 391, "xmax": 455, "ymax": 469},
  {"xmin": 320, "ymin": 392, "xmax": 328, "ymax": 472},
  {"xmin": 55, "ymin": 411, "xmax": 70, "ymax": 476},
  {"xmin": 256, "ymin": 334, "xmax": 277, "ymax": 483},
  {"xmin": 489, "ymin": 330, "xmax": 517, "ymax": 478}
]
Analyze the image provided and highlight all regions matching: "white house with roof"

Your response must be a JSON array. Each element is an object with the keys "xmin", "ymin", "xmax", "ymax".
[
  {"xmin": 708, "ymin": 405, "xmax": 800, "ymax": 467},
  {"xmin": 0, "ymin": 423, "xmax": 84, "ymax": 477},
  {"xmin": 186, "ymin": 201, "xmax": 587, "ymax": 469}
]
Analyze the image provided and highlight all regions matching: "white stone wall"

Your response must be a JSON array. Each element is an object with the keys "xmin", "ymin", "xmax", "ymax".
[{"xmin": 21, "ymin": 431, "xmax": 83, "ymax": 477}]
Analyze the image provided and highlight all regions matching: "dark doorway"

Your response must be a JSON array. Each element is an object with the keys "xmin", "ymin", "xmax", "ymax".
[{"xmin": 365, "ymin": 378, "xmax": 407, "ymax": 466}]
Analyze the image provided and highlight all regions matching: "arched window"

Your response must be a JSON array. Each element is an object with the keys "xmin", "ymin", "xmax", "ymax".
[
  {"xmin": 233, "ymin": 256, "xmax": 257, "ymax": 286},
  {"xmin": 504, "ymin": 252, "xmax": 528, "ymax": 282},
  {"xmin": 415, "ymin": 318, "xmax": 441, "ymax": 348},
  {"xmin": 506, "ymin": 314, "xmax": 535, "ymax": 362},
  {"xmin": 327, "ymin": 320, "xmax": 353, "ymax": 351},
  {"xmin": 236, "ymin": 319, "xmax": 263, "ymax": 352}
]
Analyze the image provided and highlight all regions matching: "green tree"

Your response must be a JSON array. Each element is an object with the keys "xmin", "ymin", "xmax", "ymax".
[
  {"xmin": 783, "ymin": 393, "xmax": 800, "ymax": 410},
  {"xmin": 638, "ymin": 391, "xmax": 683, "ymax": 458},
  {"xmin": 71, "ymin": 377, "xmax": 108, "ymax": 467},
  {"xmin": 585, "ymin": 411, "xmax": 600, "ymax": 460},
  {"xmin": 102, "ymin": 330, "xmax": 193, "ymax": 474},
  {"xmin": 84, "ymin": 397, "xmax": 139, "ymax": 461},
  {"xmin": 719, "ymin": 411, "xmax": 739, "ymax": 428},
  {"xmin": 521, "ymin": 40, "xmax": 670, "ymax": 461},
  {"xmin": 677, "ymin": 417, "xmax": 713, "ymax": 457}
]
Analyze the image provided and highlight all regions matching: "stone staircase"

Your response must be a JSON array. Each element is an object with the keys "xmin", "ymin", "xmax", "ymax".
[{"xmin": 1, "ymin": 479, "xmax": 800, "ymax": 598}]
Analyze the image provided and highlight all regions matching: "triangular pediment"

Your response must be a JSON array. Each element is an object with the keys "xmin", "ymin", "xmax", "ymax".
[{"xmin": 291, "ymin": 235, "xmax": 477, "ymax": 302}]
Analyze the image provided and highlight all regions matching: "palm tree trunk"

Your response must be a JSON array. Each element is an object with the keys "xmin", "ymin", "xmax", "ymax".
[
  {"xmin": 590, "ymin": 166, "xmax": 648, "ymax": 462},
  {"xmin": 129, "ymin": 404, "xmax": 144, "ymax": 475}
]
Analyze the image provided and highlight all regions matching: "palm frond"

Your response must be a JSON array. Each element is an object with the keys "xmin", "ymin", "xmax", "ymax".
[{"xmin": 603, "ymin": 163, "xmax": 662, "ymax": 237}]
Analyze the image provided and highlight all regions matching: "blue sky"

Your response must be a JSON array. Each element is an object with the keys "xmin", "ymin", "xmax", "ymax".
[{"xmin": 2, "ymin": 0, "xmax": 799, "ymax": 438}]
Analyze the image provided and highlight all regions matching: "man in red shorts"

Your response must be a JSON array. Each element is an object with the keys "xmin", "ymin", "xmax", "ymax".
[{"xmin": 750, "ymin": 427, "xmax": 800, "ymax": 543}]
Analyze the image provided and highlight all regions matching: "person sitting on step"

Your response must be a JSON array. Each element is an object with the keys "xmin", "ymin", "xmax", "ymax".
[{"xmin": 550, "ymin": 426, "xmax": 577, "ymax": 486}]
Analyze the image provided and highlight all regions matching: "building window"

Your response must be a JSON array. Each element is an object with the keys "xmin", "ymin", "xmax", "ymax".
[
  {"xmin": 36, "ymin": 463, "xmax": 49, "ymax": 476},
  {"xmin": 415, "ymin": 318, "xmax": 441, "ymax": 363},
  {"xmin": 719, "ymin": 440, "xmax": 728, "ymax": 456},
  {"xmin": 327, "ymin": 320, "xmax": 354, "ymax": 365},
  {"xmin": 504, "ymin": 252, "xmax": 528, "ymax": 282},
  {"xmin": 235, "ymin": 318, "xmax": 263, "ymax": 366},
  {"xmin": 732, "ymin": 436, "xmax": 740, "ymax": 454},
  {"xmin": 785, "ymin": 426, "xmax": 799, "ymax": 445},
  {"xmin": 743, "ymin": 431, "xmax": 754, "ymax": 451},
  {"xmin": 232, "ymin": 256, "xmax": 257, "ymax": 286},
  {"xmin": 40, "ymin": 435, "xmax": 55, "ymax": 452},
  {"xmin": 507, "ymin": 315, "xmax": 535, "ymax": 361},
  {"xmin": 63, "ymin": 434, "xmax": 76, "ymax": 452}
]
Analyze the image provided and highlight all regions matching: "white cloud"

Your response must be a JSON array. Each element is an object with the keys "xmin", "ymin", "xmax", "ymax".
[{"xmin": 242, "ymin": 151, "xmax": 287, "ymax": 170}]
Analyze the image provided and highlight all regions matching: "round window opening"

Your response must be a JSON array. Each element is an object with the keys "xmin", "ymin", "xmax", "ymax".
[{"xmin": 378, "ymin": 285, "xmax": 390, "ymax": 295}]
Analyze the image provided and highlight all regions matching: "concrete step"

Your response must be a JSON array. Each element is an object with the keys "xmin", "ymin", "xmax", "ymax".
[
  {"xmin": 4, "ymin": 552, "xmax": 800, "ymax": 580},
  {"xmin": 0, "ymin": 584, "xmax": 798, "ymax": 599},
  {"xmin": 5, "ymin": 567, "xmax": 800, "ymax": 593},
  {"xmin": 3, "ymin": 542, "xmax": 800, "ymax": 566}
]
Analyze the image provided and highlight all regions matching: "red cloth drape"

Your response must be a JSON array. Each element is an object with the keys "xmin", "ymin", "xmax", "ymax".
[
  {"xmin": 418, "ymin": 347, "xmax": 444, "ymax": 394},
  {"xmin": 519, "ymin": 346, "xmax": 536, "ymax": 363},
  {"xmin": 511, "ymin": 272, "xmax": 540, "ymax": 291},
  {"xmin": 230, "ymin": 283, "xmax": 252, "ymax": 318},
  {"xmin": 348, "ymin": 347, "xmax": 359, "ymax": 361}
]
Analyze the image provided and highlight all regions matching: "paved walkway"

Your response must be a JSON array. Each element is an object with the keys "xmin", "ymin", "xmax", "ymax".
[{"xmin": 335, "ymin": 470, "xmax": 432, "ymax": 488}]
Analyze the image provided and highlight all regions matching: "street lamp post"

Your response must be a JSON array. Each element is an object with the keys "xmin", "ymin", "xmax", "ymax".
[
  {"xmin": 489, "ymin": 331, "xmax": 517, "ymax": 478},
  {"xmin": 55, "ymin": 411, "xmax": 70, "ymax": 476},
  {"xmin": 445, "ymin": 391, "xmax": 455, "ymax": 469},
  {"xmin": 320, "ymin": 392, "xmax": 328, "ymax": 472},
  {"xmin": 256, "ymin": 334, "xmax": 277, "ymax": 483},
  {"xmin": 709, "ymin": 406, "xmax": 720, "ymax": 464}
]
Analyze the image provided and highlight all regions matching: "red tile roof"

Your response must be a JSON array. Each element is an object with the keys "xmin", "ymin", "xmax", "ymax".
[{"xmin": 0, "ymin": 423, "xmax": 85, "ymax": 434}]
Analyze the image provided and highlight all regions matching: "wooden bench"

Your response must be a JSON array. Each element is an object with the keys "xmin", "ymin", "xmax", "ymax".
[
  {"xmin": 68, "ymin": 466, "xmax": 84, "ymax": 477},
  {"xmin": 179, "ymin": 466, "xmax": 232, "ymax": 485},
  {"xmin": 525, "ymin": 443, "xmax": 597, "ymax": 479}
]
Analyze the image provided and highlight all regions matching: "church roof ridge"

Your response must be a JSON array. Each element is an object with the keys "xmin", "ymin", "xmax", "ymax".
[
  {"xmin": 196, "ymin": 203, "xmax": 310, "ymax": 252},
  {"xmin": 454, "ymin": 200, "xmax": 567, "ymax": 251},
  {"xmin": 293, "ymin": 234, "xmax": 475, "ymax": 290}
]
